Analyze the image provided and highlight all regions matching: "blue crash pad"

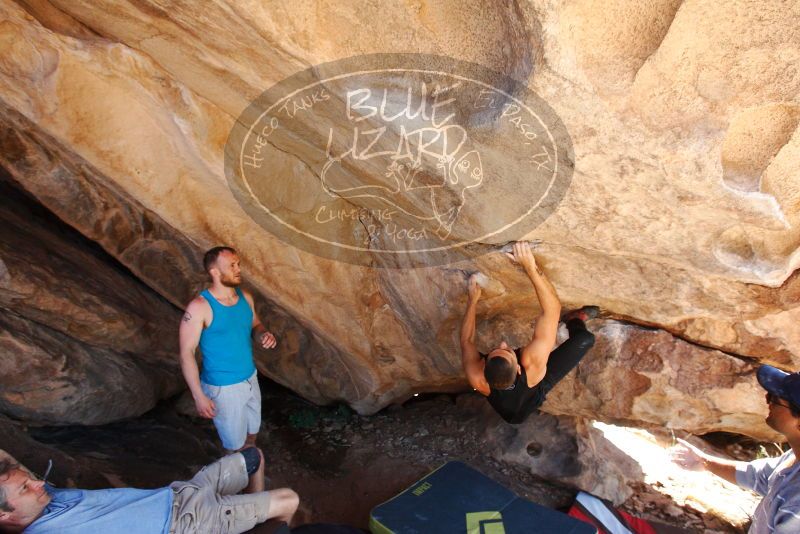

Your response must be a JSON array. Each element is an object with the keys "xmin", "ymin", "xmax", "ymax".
[{"xmin": 369, "ymin": 461, "xmax": 597, "ymax": 534}]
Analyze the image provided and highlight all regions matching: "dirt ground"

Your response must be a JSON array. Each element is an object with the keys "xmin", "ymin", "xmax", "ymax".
[{"xmin": 28, "ymin": 377, "xmax": 754, "ymax": 533}]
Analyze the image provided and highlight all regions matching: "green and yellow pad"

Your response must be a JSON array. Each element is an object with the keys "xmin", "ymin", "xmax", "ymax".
[{"xmin": 369, "ymin": 461, "xmax": 597, "ymax": 534}]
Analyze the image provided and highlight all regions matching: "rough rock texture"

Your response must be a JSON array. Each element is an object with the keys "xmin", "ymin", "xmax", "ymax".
[
  {"xmin": 0, "ymin": 0, "xmax": 798, "ymax": 437},
  {"xmin": 463, "ymin": 395, "xmax": 643, "ymax": 503},
  {"xmin": 0, "ymin": 103, "xmax": 357, "ymax": 416},
  {"xmin": 0, "ymin": 416, "xmax": 113, "ymax": 488},
  {"xmin": 0, "ymin": 174, "xmax": 177, "ymax": 363},
  {"xmin": 0, "ymin": 305, "xmax": 173, "ymax": 425},
  {"xmin": 545, "ymin": 320, "xmax": 778, "ymax": 441},
  {"xmin": 0, "ymin": 173, "xmax": 187, "ymax": 424}
]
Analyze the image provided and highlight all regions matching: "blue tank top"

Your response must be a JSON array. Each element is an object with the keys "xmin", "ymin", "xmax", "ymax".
[{"xmin": 199, "ymin": 287, "xmax": 255, "ymax": 386}]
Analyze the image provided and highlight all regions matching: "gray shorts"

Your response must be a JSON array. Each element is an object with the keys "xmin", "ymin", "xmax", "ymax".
[
  {"xmin": 201, "ymin": 371, "xmax": 261, "ymax": 451},
  {"xmin": 169, "ymin": 453, "xmax": 270, "ymax": 534}
]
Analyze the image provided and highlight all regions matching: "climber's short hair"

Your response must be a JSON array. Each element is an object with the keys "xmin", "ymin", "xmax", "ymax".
[
  {"xmin": 484, "ymin": 356, "xmax": 516, "ymax": 390},
  {"xmin": 203, "ymin": 246, "xmax": 237, "ymax": 274}
]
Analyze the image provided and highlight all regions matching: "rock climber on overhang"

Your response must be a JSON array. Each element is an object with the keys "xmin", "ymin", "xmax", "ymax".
[{"xmin": 459, "ymin": 241, "xmax": 598, "ymax": 424}]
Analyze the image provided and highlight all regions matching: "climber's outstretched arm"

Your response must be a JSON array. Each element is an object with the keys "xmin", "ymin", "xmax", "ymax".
[
  {"xmin": 460, "ymin": 274, "xmax": 490, "ymax": 396},
  {"xmin": 506, "ymin": 243, "xmax": 561, "ymax": 375}
]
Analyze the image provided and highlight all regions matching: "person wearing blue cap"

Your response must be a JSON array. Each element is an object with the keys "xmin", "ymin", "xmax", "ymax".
[{"xmin": 671, "ymin": 365, "xmax": 800, "ymax": 533}]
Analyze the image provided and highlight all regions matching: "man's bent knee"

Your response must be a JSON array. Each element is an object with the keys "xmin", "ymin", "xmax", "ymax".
[
  {"xmin": 574, "ymin": 330, "xmax": 595, "ymax": 350},
  {"xmin": 239, "ymin": 447, "xmax": 262, "ymax": 475},
  {"xmin": 263, "ymin": 488, "xmax": 299, "ymax": 523}
]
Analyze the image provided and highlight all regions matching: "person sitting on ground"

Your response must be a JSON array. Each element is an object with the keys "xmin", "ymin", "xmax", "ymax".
[
  {"xmin": 671, "ymin": 365, "xmax": 800, "ymax": 534},
  {"xmin": 0, "ymin": 447, "xmax": 299, "ymax": 534},
  {"xmin": 460, "ymin": 241, "xmax": 597, "ymax": 424}
]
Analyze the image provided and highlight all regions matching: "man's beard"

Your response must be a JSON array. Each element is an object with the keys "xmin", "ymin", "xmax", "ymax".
[{"xmin": 221, "ymin": 274, "xmax": 242, "ymax": 287}]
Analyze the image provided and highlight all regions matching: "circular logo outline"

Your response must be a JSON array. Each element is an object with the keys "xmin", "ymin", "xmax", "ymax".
[{"xmin": 225, "ymin": 53, "xmax": 573, "ymax": 267}]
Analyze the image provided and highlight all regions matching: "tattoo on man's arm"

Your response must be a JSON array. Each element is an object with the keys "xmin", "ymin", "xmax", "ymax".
[{"xmin": 182, "ymin": 312, "xmax": 192, "ymax": 322}]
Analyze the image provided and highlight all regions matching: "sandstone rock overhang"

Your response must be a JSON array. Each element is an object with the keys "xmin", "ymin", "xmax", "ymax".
[{"xmin": 0, "ymin": 0, "xmax": 798, "ymax": 442}]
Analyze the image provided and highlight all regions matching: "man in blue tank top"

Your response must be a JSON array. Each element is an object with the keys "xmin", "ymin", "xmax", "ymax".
[
  {"xmin": 179, "ymin": 246, "xmax": 277, "ymax": 460},
  {"xmin": 460, "ymin": 242, "xmax": 597, "ymax": 424}
]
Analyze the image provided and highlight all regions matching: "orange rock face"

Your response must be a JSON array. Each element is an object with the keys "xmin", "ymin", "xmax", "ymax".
[{"xmin": 0, "ymin": 1, "xmax": 798, "ymax": 439}]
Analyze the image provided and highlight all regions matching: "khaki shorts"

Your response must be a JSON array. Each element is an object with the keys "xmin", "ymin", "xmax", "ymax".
[{"xmin": 168, "ymin": 454, "xmax": 270, "ymax": 534}]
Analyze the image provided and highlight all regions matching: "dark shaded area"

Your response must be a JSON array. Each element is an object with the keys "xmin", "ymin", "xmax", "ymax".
[
  {"xmin": 28, "ymin": 406, "xmax": 221, "ymax": 489},
  {"xmin": 0, "ymin": 166, "xmax": 175, "ymax": 294},
  {"xmin": 702, "ymin": 431, "xmax": 789, "ymax": 461},
  {"xmin": 14, "ymin": 376, "xmax": 575, "ymax": 528},
  {"xmin": 3, "ymin": 375, "xmax": 759, "ymax": 532},
  {"xmin": 0, "ymin": 166, "xmax": 188, "ymax": 425}
]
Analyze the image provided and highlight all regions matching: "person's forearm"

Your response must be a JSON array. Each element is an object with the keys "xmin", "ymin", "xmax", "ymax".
[
  {"xmin": 251, "ymin": 322, "xmax": 267, "ymax": 342},
  {"xmin": 524, "ymin": 264, "xmax": 560, "ymax": 315},
  {"xmin": 179, "ymin": 351, "xmax": 205, "ymax": 398},
  {"xmin": 460, "ymin": 298, "xmax": 478, "ymax": 346},
  {"xmin": 701, "ymin": 455, "xmax": 741, "ymax": 485}
]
